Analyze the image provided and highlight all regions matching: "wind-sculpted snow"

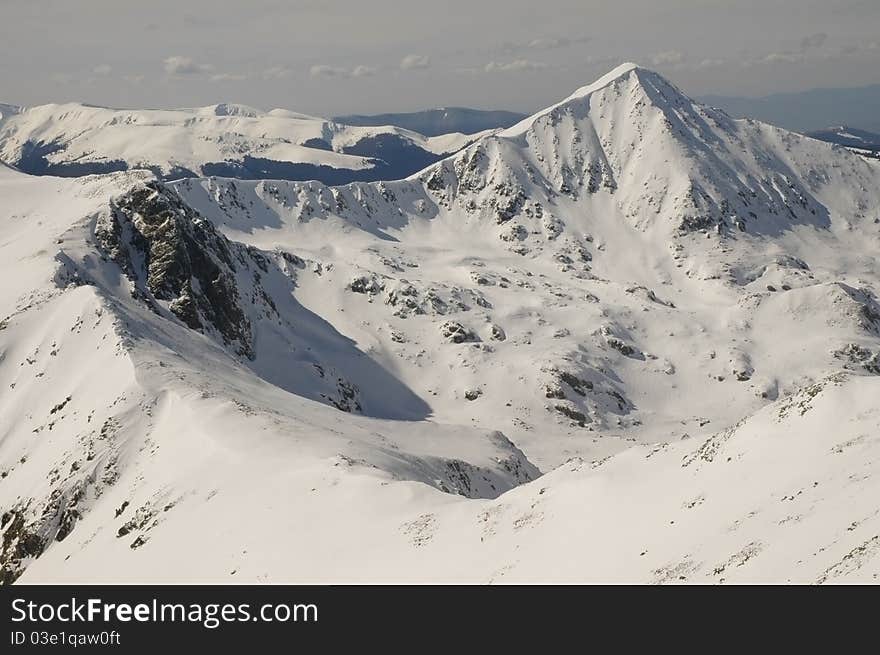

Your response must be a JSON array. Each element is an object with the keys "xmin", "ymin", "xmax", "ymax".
[{"xmin": 2, "ymin": 64, "xmax": 880, "ymax": 583}]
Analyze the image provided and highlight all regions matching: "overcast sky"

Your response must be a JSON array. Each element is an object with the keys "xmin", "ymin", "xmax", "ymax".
[{"xmin": 2, "ymin": 0, "xmax": 879, "ymax": 115}]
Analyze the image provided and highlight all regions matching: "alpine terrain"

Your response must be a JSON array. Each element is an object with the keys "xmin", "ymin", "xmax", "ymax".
[
  {"xmin": 0, "ymin": 102, "xmax": 484, "ymax": 184},
  {"xmin": 2, "ymin": 63, "xmax": 880, "ymax": 584}
]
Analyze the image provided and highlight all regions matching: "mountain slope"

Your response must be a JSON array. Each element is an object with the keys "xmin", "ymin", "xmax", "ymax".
[
  {"xmin": 20, "ymin": 370, "xmax": 880, "ymax": 583},
  {"xmin": 174, "ymin": 62, "xmax": 880, "ymax": 467},
  {"xmin": 0, "ymin": 167, "xmax": 537, "ymax": 583},
  {"xmin": 0, "ymin": 103, "xmax": 482, "ymax": 183},
  {"xmin": 3, "ymin": 63, "xmax": 880, "ymax": 583}
]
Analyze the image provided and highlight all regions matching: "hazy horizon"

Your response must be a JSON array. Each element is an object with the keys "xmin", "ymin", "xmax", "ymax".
[{"xmin": 2, "ymin": 0, "xmax": 879, "ymax": 117}]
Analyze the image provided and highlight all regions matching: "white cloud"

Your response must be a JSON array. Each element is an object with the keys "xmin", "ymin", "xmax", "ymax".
[
  {"xmin": 748, "ymin": 33, "xmax": 832, "ymax": 67},
  {"xmin": 400, "ymin": 54, "xmax": 431, "ymax": 70},
  {"xmin": 92, "ymin": 64, "xmax": 112, "ymax": 76},
  {"xmin": 484, "ymin": 59, "xmax": 547, "ymax": 73},
  {"xmin": 310, "ymin": 65, "xmax": 351, "ymax": 78},
  {"xmin": 210, "ymin": 73, "xmax": 248, "ymax": 82},
  {"xmin": 310, "ymin": 64, "xmax": 376, "ymax": 79},
  {"xmin": 763, "ymin": 51, "xmax": 803, "ymax": 64},
  {"xmin": 164, "ymin": 56, "xmax": 212, "ymax": 75},
  {"xmin": 650, "ymin": 50, "xmax": 684, "ymax": 66},
  {"xmin": 351, "ymin": 65, "xmax": 376, "ymax": 77},
  {"xmin": 696, "ymin": 58, "xmax": 726, "ymax": 69}
]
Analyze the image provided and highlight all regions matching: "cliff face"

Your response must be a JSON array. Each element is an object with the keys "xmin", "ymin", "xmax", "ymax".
[{"xmin": 97, "ymin": 182, "xmax": 257, "ymax": 359}]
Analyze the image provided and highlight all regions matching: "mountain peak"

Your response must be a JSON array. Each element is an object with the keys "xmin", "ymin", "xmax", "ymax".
[
  {"xmin": 499, "ymin": 62, "xmax": 663, "ymax": 137},
  {"xmin": 199, "ymin": 103, "xmax": 265, "ymax": 118},
  {"xmin": 568, "ymin": 61, "xmax": 642, "ymax": 96}
]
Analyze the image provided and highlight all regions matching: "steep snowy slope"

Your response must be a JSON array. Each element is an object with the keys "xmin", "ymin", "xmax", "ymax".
[
  {"xmin": 0, "ymin": 167, "xmax": 536, "ymax": 583},
  {"xmin": 21, "ymin": 370, "xmax": 880, "ymax": 584},
  {"xmin": 3, "ymin": 63, "xmax": 880, "ymax": 584},
  {"xmin": 0, "ymin": 103, "xmax": 482, "ymax": 183}
]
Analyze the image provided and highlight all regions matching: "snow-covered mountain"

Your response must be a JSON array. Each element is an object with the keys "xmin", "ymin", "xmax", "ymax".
[
  {"xmin": 2, "ymin": 63, "xmax": 880, "ymax": 583},
  {"xmin": 0, "ymin": 102, "xmax": 483, "ymax": 183},
  {"xmin": 699, "ymin": 83, "xmax": 880, "ymax": 134},
  {"xmin": 807, "ymin": 125, "xmax": 880, "ymax": 157},
  {"xmin": 334, "ymin": 107, "xmax": 527, "ymax": 136}
]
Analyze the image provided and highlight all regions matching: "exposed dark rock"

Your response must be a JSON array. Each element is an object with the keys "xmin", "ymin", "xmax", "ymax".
[
  {"xmin": 489, "ymin": 324, "xmax": 507, "ymax": 341},
  {"xmin": 1, "ymin": 508, "xmax": 46, "ymax": 585},
  {"xmin": 326, "ymin": 379, "xmax": 362, "ymax": 413},
  {"xmin": 734, "ymin": 367, "xmax": 753, "ymax": 381},
  {"xmin": 464, "ymin": 388, "xmax": 482, "ymax": 401},
  {"xmin": 349, "ymin": 275, "xmax": 384, "ymax": 295},
  {"xmin": 117, "ymin": 506, "xmax": 156, "ymax": 538},
  {"xmin": 559, "ymin": 371, "xmax": 594, "ymax": 396},
  {"xmin": 606, "ymin": 336, "xmax": 635, "ymax": 357},
  {"xmin": 834, "ymin": 343, "xmax": 880, "ymax": 375},
  {"xmin": 96, "ymin": 182, "xmax": 256, "ymax": 358},
  {"xmin": 555, "ymin": 404, "xmax": 589, "ymax": 427},
  {"xmin": 440, "ymin": 321, "xmax": 478, "ymax": 344},
  {"xmin": 50, "ymin": 396, "xmax": 72, "ymax": 414}
]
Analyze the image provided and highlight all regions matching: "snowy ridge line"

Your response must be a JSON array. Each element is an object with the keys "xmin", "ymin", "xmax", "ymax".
[{"xmin": 0, "ymin": 101, "xmax": 485, "ymax": 184}]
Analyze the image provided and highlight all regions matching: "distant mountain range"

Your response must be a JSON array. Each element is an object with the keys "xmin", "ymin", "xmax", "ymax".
[
  {"xmin": 5, "ymin": 86, "xmax": 880, "ymax": 190},
  {"xmin": 0, "ymin": 102, "xmax": 484, "ymax": 184},
  {"xmin": 333, "ymin": 107, "xmax": 527, "ymax": 136},
  {"xmin": 806, "ymin": 125, "xmax": 880, "ymax": 153},
  {"xmin": 698, "ymin": 84, "xmax": 880, "ymax": 133}
]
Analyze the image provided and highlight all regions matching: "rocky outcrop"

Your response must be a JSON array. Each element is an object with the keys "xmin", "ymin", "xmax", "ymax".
[
  {"xmin": 440, "ymin": 321, "xmax": 479, "ymax": 344},
  {"xmin": 834, "ymin": 343, "xmax": 880, "ymax": 375},
  {"xmin": 96, "ymin": 182, "xmax": 257, "ymax": 358}
]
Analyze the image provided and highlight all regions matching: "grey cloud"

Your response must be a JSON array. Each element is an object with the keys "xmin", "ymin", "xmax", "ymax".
[{"xmin": 484, "ymin": 59, "xmax": 547, "ymax": 73}]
